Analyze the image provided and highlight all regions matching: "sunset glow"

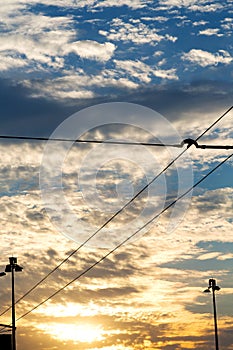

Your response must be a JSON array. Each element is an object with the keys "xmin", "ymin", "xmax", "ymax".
[{"xmin": 39, "ymin": 323, "xmax": 105, "ymax": 343}]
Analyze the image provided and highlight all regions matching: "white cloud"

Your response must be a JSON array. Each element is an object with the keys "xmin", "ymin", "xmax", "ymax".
[
  {"xmin": 0, "ymin": 55, "xmax": 28, "ymax": 71},
  {"xmin": 141, "ymin": 16, "xmax": 169, "ymax": 22},
  {"xmin": 199, "ymin": 28, "xmax": 223, "ymax": 36},
  {"xmin": 0, "ymin": 1, "xmax": 27, "ymax": 20},
  {"xmin": 0, "ymin": 11, "xmax": 116, "ymax": 73},
  {"xmin": 0, "ymin": 0, "xmax": 152, "ymax": 14},
  {"xmin": 114, "ymin": 59, "xmax": 152, "ymax": 83},
  {"xmin": 190, "ymin": 3, "xmax": 224, "ymax": 12},
  {"xmin": 153, "ymin": 68, "xmax": 178, "ymax": 80},
  {"xmin": 165, "ymin": 34, "xmax": 177, "ymax": 42},
  {"xmin": 64, "ymin": 40, "xmax": 116, "ymax": 62},
  {"xmin": 23, "ymin": 76, "xmax": 95, "ymax": 100},
  {"xmin": 94, "ymin": 0, "xmax": 152, "ymax": 9},
  {"xmin": 153, "ymin": 50, "xmax": 164, "ymax": 57},
  {"xmin": 114, "ymin": 59, "xmax": 178, "ymax": 83},
  {"xmin": 182, "ymin": 49, "xmax": 233, "ymax": 67},
  {"xmin": 192, "ymin": 20, "xmax": 208, "ymax": 26},
  {"xmin": 23, "ymin": 55, "xmax": 178, "ymax": 100},
  {"xmin": 23, "ymin": 68, "xmax": 139, "ymax": 100},
  {"xmin": 197, "ymin": 252, "xmax": 220, "ymax": 260},
  {"xmin": 221, "ymin": 17, "xmax": 233, "ymax": 31},
  {"xmin": 158, "ymin": 0, "xmax": 225, "ymax": 12},
  {"xmin": 36, "ymin": 0, "xmax": 152, "ymax": 9},
  {"xmin": 217, "ymin": 254, "xmax": 233, "ymax": 260},
  {"xmin": 99, "ymin": 18, "xmax": 177, "ymax": 45},
  {"xmin": 159, "ymin": 0, "xmax": 198, "ymax": 6},
  {"xmin": 0, "ymin": 13, "xmax": 75, "ymax": 70}
]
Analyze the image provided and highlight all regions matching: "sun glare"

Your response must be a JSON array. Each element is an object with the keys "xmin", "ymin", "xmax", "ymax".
[{"xmin": 39, "ymin": 323, "xmax": 105, "ymax": 343}]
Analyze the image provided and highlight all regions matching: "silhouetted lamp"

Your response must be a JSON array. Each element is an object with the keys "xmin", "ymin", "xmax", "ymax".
[
  {"xmin": 203, "ymin": 278, "xmax": 220, "ymax": 350},
  {"xmin": 4, "ymin": 257, "xmax": 23, "ymax": 350},
  {"xmin": 5, "ymin": 257, "xmax": 23, "ymax": 273}
]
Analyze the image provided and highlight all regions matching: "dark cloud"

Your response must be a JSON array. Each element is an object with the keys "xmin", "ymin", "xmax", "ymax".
[
  {"xmin": 0, "ymin": 78, "xmax": 232, "ymax": 139},
  {"xmin": 124, "ymin": 80, "xmax": 233, "ymax": 122},
  {"xmin": 0, "ymin": 79, "xmax": 87, "ymax": 136}
]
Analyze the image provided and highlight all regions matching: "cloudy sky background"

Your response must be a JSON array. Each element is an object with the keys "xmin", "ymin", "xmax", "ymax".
[{"xmin": 0, "ymin": 1, "xmax": 233, "ymax": 349}]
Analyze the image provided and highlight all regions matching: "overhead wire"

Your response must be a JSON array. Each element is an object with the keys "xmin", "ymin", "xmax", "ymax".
[
  {"xmin": 0, "ymin": 135, "xmax": 182, "ymax": 147},
  {"xmin": 15, "ymin": 151, "xmax": 233, "ymax": 322},
  {"xmin": 0, "ymin": 134, "xmax": 232, "ymax": 149},
  {"xmin": 0, "ymin": 105, "xmax": 232, "ymax": 321}
]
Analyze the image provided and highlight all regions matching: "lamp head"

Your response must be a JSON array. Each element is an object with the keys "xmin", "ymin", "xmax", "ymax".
[
  {"xmin": 203, "ymin": 288, "xmax": 211, "ymax": 293},
  {"xmin": 5, "ymin": 264, "xmax": 12, "ymax": 273},
  {"xmin": 15, "ymin": 264, "xmax": 23, "ymax": 272}
]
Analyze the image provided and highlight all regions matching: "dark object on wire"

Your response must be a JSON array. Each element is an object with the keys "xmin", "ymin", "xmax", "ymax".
[{"xmin": 182, "ymin": 138, "xmax": 233, "ymax": 150}]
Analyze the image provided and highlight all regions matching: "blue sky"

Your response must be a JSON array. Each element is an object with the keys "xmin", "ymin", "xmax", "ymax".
[
  {"xmin": 1, "ymin": 0, "xmax": 233, "ymax": 110},
  {"xmin": 0, "ymin": 1, "xmax": 233, "ymax": 350}
]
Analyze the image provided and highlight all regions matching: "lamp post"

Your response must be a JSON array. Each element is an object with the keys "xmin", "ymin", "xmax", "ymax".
[
  {"xmin": 4, "ymin": 257, "xmax": 23, "ymax": 350},
  {"xmin": 203, "ymin": 278, "xmax": 220, "ymax": 350}
]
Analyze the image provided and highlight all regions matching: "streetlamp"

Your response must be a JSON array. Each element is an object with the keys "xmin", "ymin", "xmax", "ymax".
[
  {"xmin": 4, "ymin": 257, "xmax": 23, "ymax": 350},
  {"xmin": 203, "ymin": 278, "xmax": 221, "ymax": 350}
]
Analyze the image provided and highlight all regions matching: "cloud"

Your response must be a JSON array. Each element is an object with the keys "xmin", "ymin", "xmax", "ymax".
[
  {"xmin": 199, "ymin": 28, "xmax": 223, "ymax": 36},
  {"xmin": 197, "ymin": 252, "xmax": 221, "ymax": 260},
  {"xmin": 28, "ymin": 0, "xmax": 151, "ymax": 10},
  {"xmin": 217, "ymin": 253, "xmax": 233, "ymax": 260},
  {"xmin": 192, "ymin": 20, "xmax": 209, "ymax": 26},
  {"xmin": 190, "ymin": 3, "xmax": 224, "ymax": 12},
  {"xmin": 94, "ymin": 0, "xmax": 152, "ymax": 9},
  {"xmin": 141, "ymin": 16, "xmax": 169, "ymax": 22},
  {"xmin": 0, "ymin": 11, "xmax": 116, "ymax": 77},
  {"xmin": 63, "ymin": 40, "xmax": 116, "ymax": 61},
  {"xmin": 158, "ymin": 0, "xmax": 224, "ymax": 12},
  {"xmin": 0, "ymin": 55, "xmax": 28, "ymax": 71},
  {"xmin": 0, "ymin": 13, "xmax": 75, "ymax": 71},
  {"xmin": 114, "ymin": 59, "xmax": 178, "ymax": 83},
  {"xmin": 99, "ymin": 18, "xmax": 177, "ymax": 45},
  {"xmin": 22, "ymin": 68, "xmax": 140, "ymax": 100},
  {"xmin": 181, "ymin": 49, "xmax": 232, "ymax": 67},
  {"xmin": 153, "ymin": 68, "xmax": 178, "ymax": 80},
  {"xmin": 114, "ymin": 59, "xmax": 152, "ymax": 83},
  {"xmin": 0, "ymin": 78, "xmax": 82, "ymax": 135},
  {"xmin": 221, "ymin": 17, "xmax": 233, "ymax": 31}
]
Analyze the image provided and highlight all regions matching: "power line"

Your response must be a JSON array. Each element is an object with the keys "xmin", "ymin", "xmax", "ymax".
[
  {"xmin": 0, "ymin": 135, "xmax": 183, "ymax": 147},
  {"xmin": 0, "ymin": 134, "xmax": 232, "ymax": 149},
  {"xmin": 15, "ymin": 151, "xmax": 233, "ymax": 322},
  {"xmin": 0, "ymin": 105, "xmax": 232, "ymax": 319}
]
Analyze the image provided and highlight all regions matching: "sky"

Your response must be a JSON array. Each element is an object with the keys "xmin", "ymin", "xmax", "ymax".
[{"xmin": 0, "ymin": 0, "xmax": 233, "ymax": 349}]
